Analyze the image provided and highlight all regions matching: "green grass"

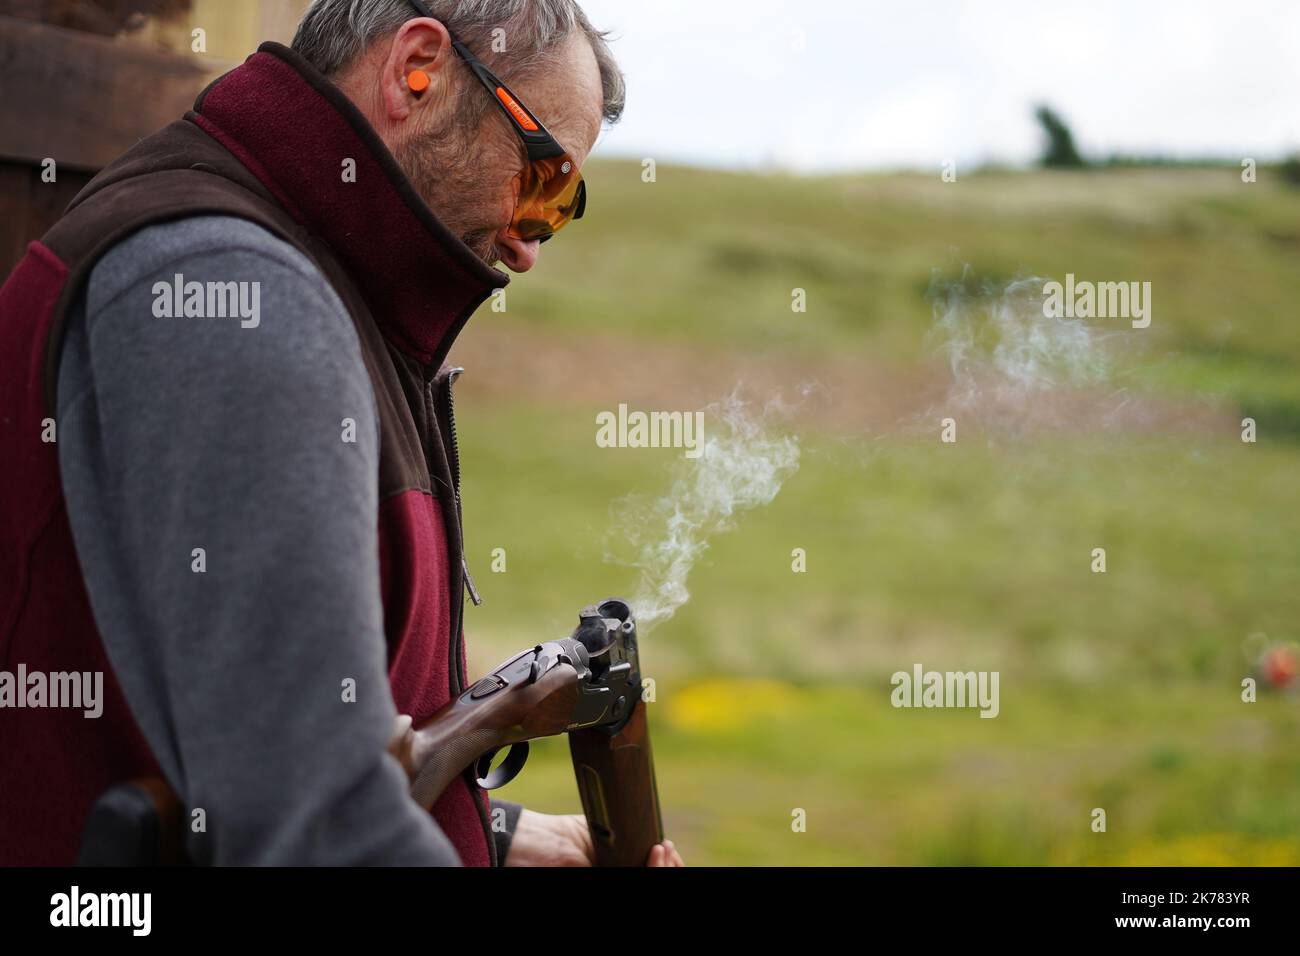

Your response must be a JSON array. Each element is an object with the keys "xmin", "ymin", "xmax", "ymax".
[{"xmin": 450, "ymin": 163, "xmax": 1300, "ymax": 865}]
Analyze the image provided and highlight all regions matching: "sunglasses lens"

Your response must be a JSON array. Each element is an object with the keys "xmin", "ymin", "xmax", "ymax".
[{"xmin": 510, "ymin": 154, "xmax": 584, "ymax": 241}]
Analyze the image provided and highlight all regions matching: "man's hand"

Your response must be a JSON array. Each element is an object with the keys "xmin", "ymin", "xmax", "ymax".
[{"xmin": 504, "ymin": 809, "xmax": 684, "ymax": 867}]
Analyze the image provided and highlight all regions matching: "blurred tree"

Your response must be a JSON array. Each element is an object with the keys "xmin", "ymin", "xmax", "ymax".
[
  {"xmin": 0, "ymin": 0, "xmax": 191, "ymax": 36},
  {"xmin": 1034, "ymin": 105, "xmax": 1086, "ymax": 168},
  {"xmin": 1281, "ymin": 154, "xmax": 1300, "ymax": 187}
]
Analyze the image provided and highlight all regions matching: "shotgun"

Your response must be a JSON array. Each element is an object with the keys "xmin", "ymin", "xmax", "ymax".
[
  {"xmin": 565, "ymin": 599, "xmax": 664, "ymax": 866},
  {"xmin": 78, "ymin": 597, "xmax": 663, "ymax": 866}
]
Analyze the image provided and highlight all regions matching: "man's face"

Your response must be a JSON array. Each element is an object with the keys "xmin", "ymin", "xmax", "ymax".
[{"xmin": 395, "ymin": 32, "xmax": 604, "ymax": 273}]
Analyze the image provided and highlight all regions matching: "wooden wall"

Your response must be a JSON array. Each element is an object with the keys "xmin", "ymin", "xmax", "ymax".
[{"xmin": 0, "ymin": 1, "xmax": 308, "ymax": 279}]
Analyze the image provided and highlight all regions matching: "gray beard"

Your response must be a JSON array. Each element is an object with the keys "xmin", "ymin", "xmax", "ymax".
[
  {"xmin": 458, "ymin": 227, "xmax": 505, "ymax": 267},
  {"xmin": 396, "ymin": 126, "xmax": 506, "ymax": 267}
]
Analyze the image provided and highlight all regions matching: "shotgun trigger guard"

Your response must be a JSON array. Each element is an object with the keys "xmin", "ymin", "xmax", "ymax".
[{"xmin": 476, "ymin": 742, "xmax": 529, "ymax": 790}]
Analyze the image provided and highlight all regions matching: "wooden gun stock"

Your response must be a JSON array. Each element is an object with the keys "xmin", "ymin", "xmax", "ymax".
[{"xmin": 391, "ymin": 651, "xmax": 583, "ymax": 810}]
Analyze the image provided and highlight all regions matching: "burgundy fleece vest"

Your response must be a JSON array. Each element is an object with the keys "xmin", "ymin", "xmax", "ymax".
[{"xmin": 0, "ymin": 42, "xmax": 507, "ymax": 866}]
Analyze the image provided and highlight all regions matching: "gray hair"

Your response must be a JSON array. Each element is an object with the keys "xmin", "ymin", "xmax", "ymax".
[{"xmin": 292, "ymin": 0, "xmax": 625, "ymax": 124}]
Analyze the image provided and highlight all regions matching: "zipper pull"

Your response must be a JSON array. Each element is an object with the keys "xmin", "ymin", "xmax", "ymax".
[{"xmin": 462, "ymin": 554, "xmax": 483, "ymax": 606}]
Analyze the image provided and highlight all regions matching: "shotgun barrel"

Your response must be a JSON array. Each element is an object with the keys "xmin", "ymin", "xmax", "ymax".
[{"xmin": 567, "ymin": 599, "xmax": 665, "ymax": 866}]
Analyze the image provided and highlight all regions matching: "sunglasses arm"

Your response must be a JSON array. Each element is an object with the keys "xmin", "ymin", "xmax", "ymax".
[{"xmin": 449, "ymin": 42, "xmax": 565, "ymax": 161}]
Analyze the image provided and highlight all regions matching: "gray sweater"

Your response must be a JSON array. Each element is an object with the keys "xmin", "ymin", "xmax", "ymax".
[{"xmin": 56, "ymin": 215, "xmax": 521, "ymax": 866}]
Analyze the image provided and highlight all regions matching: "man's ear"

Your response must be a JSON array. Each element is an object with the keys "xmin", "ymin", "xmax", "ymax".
[{"xmin": 380, "ymin": 18, "xmax": 455, "ymax": 122}]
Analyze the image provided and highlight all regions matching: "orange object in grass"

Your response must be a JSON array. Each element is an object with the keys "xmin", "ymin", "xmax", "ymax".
[{"xmin": 1260, "ymin": 645, "xmax": 1297, "ymax": 689}]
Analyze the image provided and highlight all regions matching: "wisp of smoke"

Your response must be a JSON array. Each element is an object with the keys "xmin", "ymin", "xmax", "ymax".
[
  {"xmin": 930, "ymin": 269, "xmax": 1112, "ymax": 408},
  {"xmin": 604, "ymin": 391, "xmax": 801, "ymax": 634},
  {"xmin": 927, "ymin": 267, "xmax": 1119, "ymax": 432}
]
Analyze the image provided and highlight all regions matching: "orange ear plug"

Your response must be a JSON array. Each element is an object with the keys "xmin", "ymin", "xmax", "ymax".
[{"xmin": 407, "ymin": 69, "xmax": 430, "ymax": 93}]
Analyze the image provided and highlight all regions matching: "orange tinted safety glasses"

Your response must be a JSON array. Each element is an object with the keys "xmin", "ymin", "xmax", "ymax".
[{"xmin": 406, "ymin": 0, "xmax": 587, "ymax": 242}]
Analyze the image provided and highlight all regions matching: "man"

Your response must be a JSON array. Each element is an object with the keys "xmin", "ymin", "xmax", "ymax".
[{"xmin": 0, "ymin": 0, "xmax": 681, "ymax": 866}]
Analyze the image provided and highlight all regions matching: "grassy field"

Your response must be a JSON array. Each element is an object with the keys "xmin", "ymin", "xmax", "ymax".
[{"xmin": 450, "ymin": 161, "xmax": 1300, "ymax": 865}]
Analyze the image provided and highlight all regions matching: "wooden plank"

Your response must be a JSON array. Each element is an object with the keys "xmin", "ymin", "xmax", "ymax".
[
  {"xmin": 0, "ymin": 161, "xmax": 92, "ymax": 280},
  {"xmin": 0, "ymin": 14, "xmax": 210, "ymax": 170}
]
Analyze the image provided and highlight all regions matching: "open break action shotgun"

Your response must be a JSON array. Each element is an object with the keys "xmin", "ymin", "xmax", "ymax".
[{"xmin": 77, "ymin": 598, "xmax": 663, "ymax": 867}]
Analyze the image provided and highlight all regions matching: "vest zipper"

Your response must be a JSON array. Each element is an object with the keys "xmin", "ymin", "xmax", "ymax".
[
  {"xmin": 440, "ymin": 365, "xmax": 498, "ymax": 865},
  {"xmin": 444, "ymin": 367, "xmax": 482, "ymax": 607}
]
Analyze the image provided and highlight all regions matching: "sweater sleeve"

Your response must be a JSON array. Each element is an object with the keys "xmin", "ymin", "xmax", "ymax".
[
  {"xmin": 490, "ymin": 798, "xmax": 525, "ymax": 864},
  {"xmin": 56, "ymin": 215, "xmax": 461, "ymax": 865}
]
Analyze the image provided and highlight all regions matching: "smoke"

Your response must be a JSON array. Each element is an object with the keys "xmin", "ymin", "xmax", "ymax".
[
  {"xmin": 926, "ymin": 267, "xmax": 1121, "ymax": 433},
  {"xmin": 605, "ymin": 390, "xmax": 801, "ymax": 634}
]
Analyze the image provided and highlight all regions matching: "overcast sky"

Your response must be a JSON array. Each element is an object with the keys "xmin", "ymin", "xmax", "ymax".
[{"xmin": 578, "ymin": 0, "xmax": 1300, "ymax": 172}]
